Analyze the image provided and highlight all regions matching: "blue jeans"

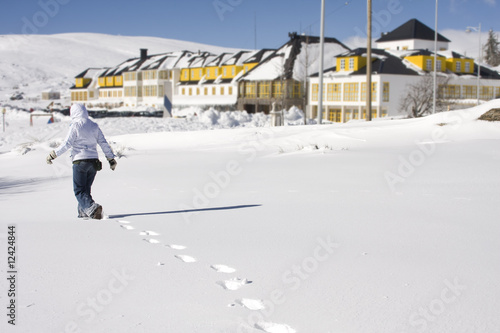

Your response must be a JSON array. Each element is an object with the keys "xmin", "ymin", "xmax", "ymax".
[{"xmin": 73, "ymin": 160, "xmax": 98, "ymax": 217}]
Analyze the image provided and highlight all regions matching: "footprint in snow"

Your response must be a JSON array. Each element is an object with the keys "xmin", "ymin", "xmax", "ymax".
[
  {"xmin": 120, "ymin": 225, "xmax": 135, "ymax": 230},
  {"xmin": 143, "ymin": 238, "xmax": 160, "ymax": 244},
  {"xmin": 211, "ymin": 264, "xmax": 236, "ymax": 274},
  {"xmin": 116, "ymin": 220, "xmax": 131, "ymax": 224},
  {"xmin": 217, "ymin": 277, "xmax": 252, "ymax": 291},
  {"xmin": 254, "ymin": 322, "xmax": 296, "ymax": 333},
  {"xmin": 165, "ymin": 244, "xmax": 186, "ymax": 250},
  {"xmin": 175, "ymin": 255, "xmax": 197, "ymax": 263},
  {"xmin": 229, "ymin": 298, "xmax": 265, "ymax": 310},
  {"xmin": 139, "ymin": 230, "xmax": 160, "ymax": 236}
]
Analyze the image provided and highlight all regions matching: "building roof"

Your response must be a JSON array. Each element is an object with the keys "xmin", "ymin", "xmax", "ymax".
[
  {"xmin": 241, "ymin": 33, "xmax": 350, "ymax": 81},
  {"xmin": 310, "ymin": 48, "xmax": 420, "ymax": 77},
  {"xmin": 205, "ymin": 53, "xmax": 233, "ymax": 67},
  {"xmin": 75, "ymin": 68, "xmax": 108, "ymax": 79},
  {"xmin": 243, "ymin": 49, "xmax": 276, "ymax": 64},
  {"xmin": 376, "ymin": 19, "xmax": 451, "ymax": 43},
  {"xmin": 221, "ymin": 51, "xmax": 250, "ymax": 66},
  {"xmin": 475, "ymin": 64, "xmax": 500, "ymax": 79}
]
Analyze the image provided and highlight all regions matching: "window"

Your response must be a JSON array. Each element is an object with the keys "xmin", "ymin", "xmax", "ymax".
[
  {"xmin": 383, "ymin": 82, "xmax": 390, "ymax": 102},
  {"xmin": 442, "ymin": 85, "xmax": 461, "ymax": 99},
  {"xmin": 340, "ymin": 59, "xmax": 345, "ymax": 71},
  {"xmin": 455, "ymin": 61, "xmax": 461, "ymax": 72},
  {"xmin": 189, "ymin": 88, "xmax": 192, "ymax": 96},
  {"xmin": 344, "ymin": 110, "xmax": 351, "ymax": 122},
  {"xmin": 343, "ymin": 83, "xmax": 359, "ymax": 101},
  {"xmin": 245, "ymin": 82, "xmax": 256, "ymax": 98},
  {"xmin": 159, "ymin": 70, "xmax": 169, "ymax": 80},
  {"xmin": 204, "ymin": 87, "xmax": 208, "ymax": 95},
  {"xmin": 220, "ymin": 87, "xmax": 225, "ymax": 95},
  {"xmin": 328, "ymin": 109, "xmax": 342, "ymax": 122},
  {"xmin": 436, "ymin": 60, "xmax": 442, "ymax": 71},
  {"xmin": 463, "ymin": 85, "xmax": 476, "ymax": 99},
  {"xmin": 196, "ymin": 88, "xmax": 200, "ymax": 95},
  {"xmin": 292, "ymin": 82, "xmax": 302, "ymax": 98},
  {"xmin": 311, "ymin": 84, "xmax": 318, "ymax": 101},
  {"xmin": 361, "ymin": 82, "xmax": 377, "ymax": 102},
  {"xmin": 228, "ymin": 87, "xmax": 233, "ymax": 95},
  {"xmin": 259, "ymin": 82, "xmax": 270, "ymax": 98},
  {"xmin": 328, "ymin": 83, "xmax": 341, "ymax": 101},
  {"xmin": 426, "ymin": 59, "xmax": 433, "ymax": 71},
  {"xmin": 212, "ymin": 87, "xmax": 216, "ymax": 95},
  {"xmin": 232, "ymin": 67, "xmax": 235, "ymax": 76},
  {"xmin": 480, "ymin": 86, "xmax": 494, "ymax": 100},
  {"xmin": 327, "ymin": 84, "xmax": 334, "ymax": 101},
  {"xmin": 143, "ymin": 85, "xmax": 158, "ymax": 97},
  {"xmin": 124, "ymin": 72, "xmax": 137, "ymax": 81},
  {"xmin": 223, "ymin": 67, "xmax": 227, "ymax": 76},
  {"xmin": 199, "ymin": 69, "xmax": 203, "ymax": 77},
  {"xmin": 465, "ymin": 62, "xmax": 471, "ymax": 73},
  {"xmin": 349, "ymin": 58, "xmax": 355, "ymax": 70},
  {"xmin": 182, "ymin": 88, "xmax": 185, "ymax": 95},
  {"xmin": 143, "ymin": 70, "xmax": 157, "ymax": 80},
  {"xmin": 273, "ymin": 82, "xmax": 283, "ymax": 98},
  {"xmin": 206, "ymin": 69, "xmax": 210, "ymax": 77}
]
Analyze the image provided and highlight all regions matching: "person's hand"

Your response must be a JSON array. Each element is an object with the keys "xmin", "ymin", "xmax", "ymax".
[
  {"xmin": 108, "ymin": 158, "xmax": 117, "ymax": 171},
  {"xmin": 46, "ymin": 150, "xmax": 57, "ymax": 164}
]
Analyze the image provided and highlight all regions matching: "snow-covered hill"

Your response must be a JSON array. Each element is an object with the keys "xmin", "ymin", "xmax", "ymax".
[{"xmin": 0, "ymin": 33, "xmax": 239, "ymax": 104}]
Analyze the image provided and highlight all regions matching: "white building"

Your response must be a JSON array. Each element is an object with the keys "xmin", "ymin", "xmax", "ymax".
[
  {"xmin": 375, "ymin": 18, "xmax": 450, "ymax": 51},
  {"xmin": 309, "ymin": 19, "xmax": 500, "ymax": 122}
]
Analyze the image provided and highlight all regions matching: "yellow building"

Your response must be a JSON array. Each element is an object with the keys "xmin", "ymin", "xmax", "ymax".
[{"xmin": 70, "ymin": 68, "xmax": 108, "ymax": 103}]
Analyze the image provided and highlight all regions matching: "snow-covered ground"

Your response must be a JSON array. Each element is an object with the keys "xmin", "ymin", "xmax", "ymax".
[{"xmin": 1, "ymin": 100, "xmax": 500, "ymax": 333}]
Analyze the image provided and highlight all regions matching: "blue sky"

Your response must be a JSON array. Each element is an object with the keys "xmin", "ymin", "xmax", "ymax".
[{"xmin": 0, "ymin": 0, "xmax": 497, "ymax": 49}]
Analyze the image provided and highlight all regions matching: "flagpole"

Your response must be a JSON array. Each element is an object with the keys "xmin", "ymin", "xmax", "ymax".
[
  {"xmin": 433, "ymin": 0, "xmax": 438, "ymax": 114},
  {"xmin": 317, "ymin": 0, "xmax": 325, "ymax": 124}
]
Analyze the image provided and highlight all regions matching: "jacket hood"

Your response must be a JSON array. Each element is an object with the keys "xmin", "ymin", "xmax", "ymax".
[{"xmin": 70, "ymin": 103, "xmax": 89, "ymax": 122}]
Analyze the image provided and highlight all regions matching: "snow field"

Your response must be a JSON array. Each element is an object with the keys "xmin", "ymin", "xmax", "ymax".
[{"xmin": 1, "ymin": 101, "xmax": 500, "ymax": 332}]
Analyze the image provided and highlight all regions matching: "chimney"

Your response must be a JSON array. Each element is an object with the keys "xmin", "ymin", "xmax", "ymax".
[{"xmin": 140, "ymin": 48, "xmax": 148, "ymax": 60}]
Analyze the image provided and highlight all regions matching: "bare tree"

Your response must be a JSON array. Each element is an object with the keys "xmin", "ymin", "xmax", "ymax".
[{"xmin": 400, "ymin": 75, "xmax": 450, "ymax": 117}]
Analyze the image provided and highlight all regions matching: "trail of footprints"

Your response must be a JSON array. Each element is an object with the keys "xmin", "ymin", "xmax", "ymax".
[{"xmin": 113, "ymin": 217, "xmax": 295, "ymax": 333}]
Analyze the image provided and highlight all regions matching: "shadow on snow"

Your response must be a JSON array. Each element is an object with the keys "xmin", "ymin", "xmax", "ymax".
[{"xmin": 108, "ymin": 204, "xmax": 262, "ymax": 219}]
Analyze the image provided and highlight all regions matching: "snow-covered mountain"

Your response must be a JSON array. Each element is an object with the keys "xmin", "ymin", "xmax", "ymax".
[{"xmin": 0, "ymin": 33, "xmax": 239, "ymax": 102}]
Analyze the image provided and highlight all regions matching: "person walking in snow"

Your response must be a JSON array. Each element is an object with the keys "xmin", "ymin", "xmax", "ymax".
[{"xmin": 46, "ymin": 103, "xmax": 117, "ymax": 219}]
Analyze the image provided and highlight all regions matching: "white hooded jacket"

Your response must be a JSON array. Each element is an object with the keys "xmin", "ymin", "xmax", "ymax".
[{"xmin": 55, "ymin": 104, "xmax": 115, "ymax": 161}]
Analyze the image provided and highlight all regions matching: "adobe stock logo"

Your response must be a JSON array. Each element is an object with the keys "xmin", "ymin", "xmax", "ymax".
[
  {"xmin": 21, "ymin": 0, "xmax": 72, "ymax": 34},
  {"xmin": 213, "ymin": 0, "xmax": 243, "ymax": 22}
]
